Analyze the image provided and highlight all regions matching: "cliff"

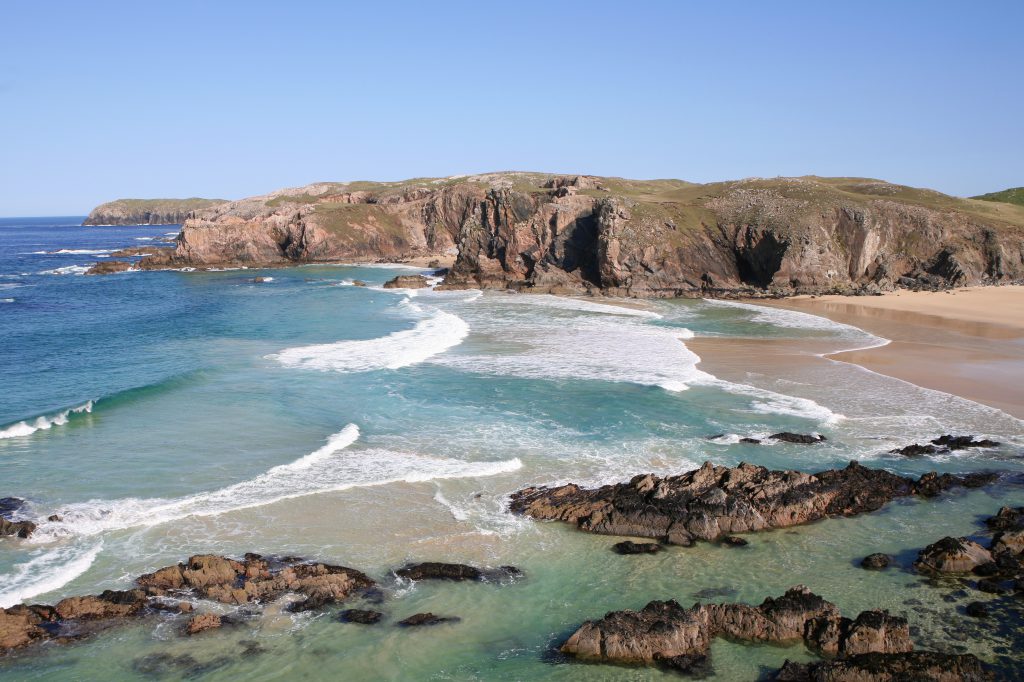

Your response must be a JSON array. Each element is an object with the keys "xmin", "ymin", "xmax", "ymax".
[
  {"xmin": 82, "ymin": 198, "xmax": 228, "ymax": 226},
  {"xmin": 134, "ymin": 173, "xmax": 1024, "ymax": 297}
]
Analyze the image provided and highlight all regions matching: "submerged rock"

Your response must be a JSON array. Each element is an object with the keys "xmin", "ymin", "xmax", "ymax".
[
  {"xmin": 891, "ymin": 443, "xmax": 939, "ymax": 457},
  {"xmin": 560, "ymin": 586, "xmax": 911, "ymax": 671},
  {"xmin": 769, "ymin": 432, "xmax": 827, "ymax": 444},
  {"xmin": 85, "ymin": 260, "xmax": 133, "ymax": 275},
  {"xmin": 338, "ymin": 609, "xmax": 383, "ymax": 625},
  {"xmin": 396, "ymin": 613, "xmax": 460, "ymax": 627},
  {"xmin": 861, "ymin": 554, "xmax": 891, "ymax": 570},
  {"xmin": 612, "ymin": 541, "xmax": 663, "ymax": 555},
  {"xmin": 393, "ymin": 562, "xmax": 521, "ymax": 582},
  {"xmin": 185, "ymin": 613, "xmax": 222, "ymax": 635},
  {"xmin": 774, "ymin": 652, "xmax": 992, "ymax": 681},
  {"xmin": 382, "ymin": 275, "xmax": 430, "ymax": 289},
  {"xmin": 510, "ymin": 461, "xmax": 990, "ymax": 546}
]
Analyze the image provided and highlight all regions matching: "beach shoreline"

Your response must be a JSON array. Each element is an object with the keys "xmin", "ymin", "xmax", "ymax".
[{"xmin": 694, "ymin": 286, "xmax": 1024, "ymax": 420}]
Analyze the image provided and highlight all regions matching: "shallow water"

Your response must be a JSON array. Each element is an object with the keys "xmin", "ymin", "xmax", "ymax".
[{"xmin": 1, "ymin": 218, "xmax": 1023, "ymax": 679}]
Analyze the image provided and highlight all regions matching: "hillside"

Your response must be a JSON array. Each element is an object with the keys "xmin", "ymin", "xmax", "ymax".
[
  {"xmin": 973, "ymin": 187, "xmax": 1024, "ymax": 207},
  {"xmin": 82, "ymin": 198, "xmax": 228, "ymax": 226},
  {"xmin": 129, "ymin": 172, "xmax": 1024, "ymax": 297}
]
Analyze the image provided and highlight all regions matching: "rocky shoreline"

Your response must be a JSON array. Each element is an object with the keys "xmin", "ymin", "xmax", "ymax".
[
  {"xmin": 0, "ymin": 555, "xmax": 520, "ymax": 653},
  {"xmin": 508, "ymin": 459, "xmax": 997, "ymax": 547}
]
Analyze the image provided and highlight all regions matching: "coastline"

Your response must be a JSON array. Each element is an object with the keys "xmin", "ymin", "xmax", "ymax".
[{"xmin": 693, "ymin": 286, "xmax": 1024, "ymax": 420}]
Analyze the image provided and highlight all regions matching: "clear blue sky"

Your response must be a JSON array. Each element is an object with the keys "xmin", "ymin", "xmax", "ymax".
[{"xmin": 1, "ymin": 0, "xmax": 1021, "ymax": 215}]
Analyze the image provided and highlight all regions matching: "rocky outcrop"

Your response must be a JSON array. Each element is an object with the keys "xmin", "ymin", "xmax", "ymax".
[
  {"xmin": 860, "ymin": 554, "xmax": 891, "ymax": 570},
  {"xmin": 560, "ymin": 587, "xmax": 917, "ymax": 672},
  {"xmin": 915, "ymin": 537, "xmax": 993, "ymax": 573},
  {"xmin": 510, "ymin": 461, "xmax": 995, "ymax": 546},
  {"xmin": 0, "ymin": 497, "xmax": 36, "ymax": 538},
  {"xmin": 396, "ymin": 613, "xmax": 460, "ymax": 627},
  {"xmin": 83, "ymin": 198, "xmax": 227, "ymax": 226},
  {"xmin": 893, "ymin": 435, "xmax": 1000, "ymax": 457},
  {"xmin": 0, "ymin": 553, "xmax": 372, "ymax": 653},
  {"xmin": 382, "ymin": 274, "xmax": 431, "ymax": 289},
  {"xmin": 774, "ymin": 652, "xmax": 992, "ymax": 681},
  {"xmin": 338, "ymin": 609, "xmax": 383, "ymax": 625},
  {"xmin": 129, "ymin": 173, "xmax": 1024, "ymax": 295}
]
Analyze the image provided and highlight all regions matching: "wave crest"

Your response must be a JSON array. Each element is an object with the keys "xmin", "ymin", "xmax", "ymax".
[{"xmin": 0, "ymin": 402, "xmax": 94, "ymax": 440}]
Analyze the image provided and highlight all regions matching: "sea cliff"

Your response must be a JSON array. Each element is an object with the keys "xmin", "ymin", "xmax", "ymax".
[
  {"xmin": 82, "ymin": 198, "xmax": 228, "ymax": 226},
  {"xmin": 125, "ymin": 173, "xmax": 1024, "ymax": 296}
]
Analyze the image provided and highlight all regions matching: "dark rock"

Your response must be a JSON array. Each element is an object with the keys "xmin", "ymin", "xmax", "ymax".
[
  {"xmin": 976, "ymin": 578, "xmax": 1006, "ymax": 594},
  {"xmin": 986, "ymin": 506, "xmax": 1024, "ymax": 532},
  {"xmin": 393, "ymin": 562, "xmax": 521, "ymax": 582},
  {"xmin": 931, "ymin": 435, "xmax": 1000, "ymax": 450},
  {"xmin": 720, "ymin": 535, "xmax": 748, "ymax": 547},
  {"xmin": 773, "ymin": 652, "xmax": 992, "ymax": 681},
  {"xmin": 510, "ymin": 461, "xmax": 988, "ymax": 545},
  {"xmin": 352, "ymin": 280, "xmax": 367, "ymax": 287},
  {"xmin": 396, "ymin": 613, "xmax": 460, "ymax": 627},
  {"xmin": 965, "ymin": 601, "xmax": 989, "ymax": 618},
  {"xmin": 739, "ymin": 437, "xmax": 762, "ymax": 444},
  {"xmin": 338, "ymin": 609, "xmax": 383, "ymax": 625},
  {"xmin": 85, "ymin": 260, "xmax": 133, "ymax": 275},
  {"xmin": 861, "ymin": 553, "xmax": 891, "ymax": 570},
  {"xmin": 46, "ymin": 515, "xmax": 61, "ymax": 522},
  {"xmin": 0, "ymin": 518, "xmax": 36, "ymax": 538},
  {"xmin": 382, "ymin": 275, "xmax": 430, "ymax": 289},
  {"xmin": 612, "ymin": 541, "xmax": 662, "ymax": 555},
  {"xmin": 653, "ymin": 652, "xmax": 711, "ymax": 675},
  {"xmin": 891, "ymin": 443, "xmax": 939, "ymax": 457},
  {"xmin": 769, "ymin": 432, "xmax": 827, "ymax": 444}
]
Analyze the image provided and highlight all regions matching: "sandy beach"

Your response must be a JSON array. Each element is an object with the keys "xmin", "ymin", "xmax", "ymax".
[{"xmin": 693, "ymin": 286, "xmax": 1024, "ymax": 419}]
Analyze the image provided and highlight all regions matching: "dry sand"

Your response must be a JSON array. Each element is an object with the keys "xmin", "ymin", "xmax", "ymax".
[{"xmin": 694, "ymin": 286, "xmax": 1024, "ymax": 419}]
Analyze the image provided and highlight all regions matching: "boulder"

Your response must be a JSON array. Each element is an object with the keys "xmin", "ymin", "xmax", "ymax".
[
  {"xmin": 393, "ymin": 562, "xmax": 521, "ymax": 582},
  {"xmin": 382, "ymin": 275, "xmax": 430, "ymax": 289},
  {"xmin": 915, "ymin": 537, "xmax": 993, "ymax": 573},
  {"xmin": 931, "ymin": 435, "xmax": 1000, "ymax": 450},
  {"xmin": 891, "ymin": 443, "xmax": 938, "ymax": 457},
  {"xmin": 860, "ymin": 553, "xmax": 891, "ymax": 570},
  {"xmin": 769, "ymin": 432, "xmax": 827, "ymax": 444},
  {"xmin": 396, "ymin": 613, "xmax": 460, "ymax": 627}
]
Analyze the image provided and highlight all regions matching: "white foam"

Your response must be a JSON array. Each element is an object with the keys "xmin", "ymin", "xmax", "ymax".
[
  {"xmin": 703, "ymin": 298, "xmax": 879, "ymax": 336},
  {"xmin": 1, "ymin": 298, "xmax": 13, "ymax": 303},
  {"xmin": 134, "ymin": 237, "xmax": 154, "ymax": 241},
  {"xmin": 509, "ymin": 294, "xmax": 663, "ymax": 319},
  {"xmin": 53, "ymin": 249, "xmax": 114, "ymax": 255},
  {"xmin": 0, "ymin": 543, "xmax": 103, "ymax": 608},
  {"xmin": 0, "ymin": 401, "xmax": 94, "ymax": 440},
  {"xmin": 28, "ymin": 425, "xmax": 522, "ymax": 542},
  {"xmin": 270, "ymin": 309, "xmax": 469, "ymax": 373},
  {"xmin": 37, "ymin": 265, "xmax": 90, "ymax": 276}
]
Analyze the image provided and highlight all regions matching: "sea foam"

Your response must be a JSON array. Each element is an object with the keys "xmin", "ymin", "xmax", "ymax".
[
  {"xmin": 28, "ymin": 425, "xmax": 522, "ymax": 543},
  {"xmin": 0, "ymin": 543, "xmax": 103, "ymax": 608},
  {"xmin": 0, "ymin": 401, "xmax": 94, "ymax": 439},
  {"xmin": 270, "ymin": 308, "xmax": 469, "ymax": 373}
]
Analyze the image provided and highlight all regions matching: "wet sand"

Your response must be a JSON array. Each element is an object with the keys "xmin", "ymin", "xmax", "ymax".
[{"xmin": 695, "ymin": 286, "xmax": 1024, "ymax": 419}]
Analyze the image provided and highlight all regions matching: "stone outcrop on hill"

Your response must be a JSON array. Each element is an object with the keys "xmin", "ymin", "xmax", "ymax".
[
  {"xmin": 82, "ymin": 198, "xmax": 227, "ymax": 226},
  {"xmin": 509, "ymin": 461, "xmax": 996, "ymax": 546},
  {"xmin": 123, "ymin": 173, "xmax": 1024, "ymax": 296}
]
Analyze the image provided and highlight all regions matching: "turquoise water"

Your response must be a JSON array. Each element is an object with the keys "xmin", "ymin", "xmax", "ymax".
[{"xmin": 1, "ymin": 218, "xmax": 1023, "ymax": 679}]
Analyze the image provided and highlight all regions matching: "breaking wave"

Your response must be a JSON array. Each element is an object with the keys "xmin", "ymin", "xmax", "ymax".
[
  {"xmin": 28, "ymin": 425, "xmax": 522, "ymax": 543},
  {"xmin": 270, "ymin": 308, "xmax": 469, "ymax": 373},
  {"xmin": 0, "ymin": 543, "xmax": 103, "ymax": 608},
  {"xmin": 0, "ymin": 401, "xmax": 94, "ymax": 440}
]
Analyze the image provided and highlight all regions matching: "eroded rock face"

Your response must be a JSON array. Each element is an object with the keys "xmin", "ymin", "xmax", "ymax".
[
  {"xmin": 509, "ymin": 461, "xmax": 991, "ymax": 545},
  {"xmin": 560, "ymin": 587, "xmax": 911, "ymax": 671},
  {"xmin": 130, "ymin": 174, "xmax": 1024, "ymax": 295}
]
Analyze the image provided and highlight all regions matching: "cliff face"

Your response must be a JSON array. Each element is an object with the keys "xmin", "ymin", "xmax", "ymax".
[
  {"xmin": 138, "ymin": 173, "xmax": 1024, "ymax": 296},
  {"xmin": 82, "ymin": 198, "xmax": 228, "ymax": 226}
]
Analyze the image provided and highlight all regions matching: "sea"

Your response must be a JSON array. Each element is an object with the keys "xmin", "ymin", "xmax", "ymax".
[{"xmin": 1, "ymin": 217, "xmax": 1023, "ymax": 680}]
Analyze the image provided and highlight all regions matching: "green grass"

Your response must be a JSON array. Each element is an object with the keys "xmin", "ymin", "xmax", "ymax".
[
  {"xmin": 973, "ymin": 187, "xmax": 1024, "ymax": 207},
  {"xmin": 96, "ymin": 198, "xmax": 227, "ymax": 211}
]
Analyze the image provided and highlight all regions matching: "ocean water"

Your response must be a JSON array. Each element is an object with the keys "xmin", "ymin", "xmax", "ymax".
[{"xmin": 1, "ymin": 217, "xmax": 1023, "ymax": 680}]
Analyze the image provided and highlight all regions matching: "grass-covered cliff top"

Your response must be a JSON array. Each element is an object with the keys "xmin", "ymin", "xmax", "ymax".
[
  {"xmin": 90, "ymin": 198, "xmax": 228, "ymax": 213},
  {"xmin": 250, "ymin": 172, "xmax": 1024, "ymax": 236},
  {"xmin": 973, "ymin": 187, "xmax": 1024, "ymax": 207}
]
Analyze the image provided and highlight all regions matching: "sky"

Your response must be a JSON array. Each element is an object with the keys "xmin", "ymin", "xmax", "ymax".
[{"xmin": 1, "ymin": 1, "xmax": 1021, "ymax": 216}]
